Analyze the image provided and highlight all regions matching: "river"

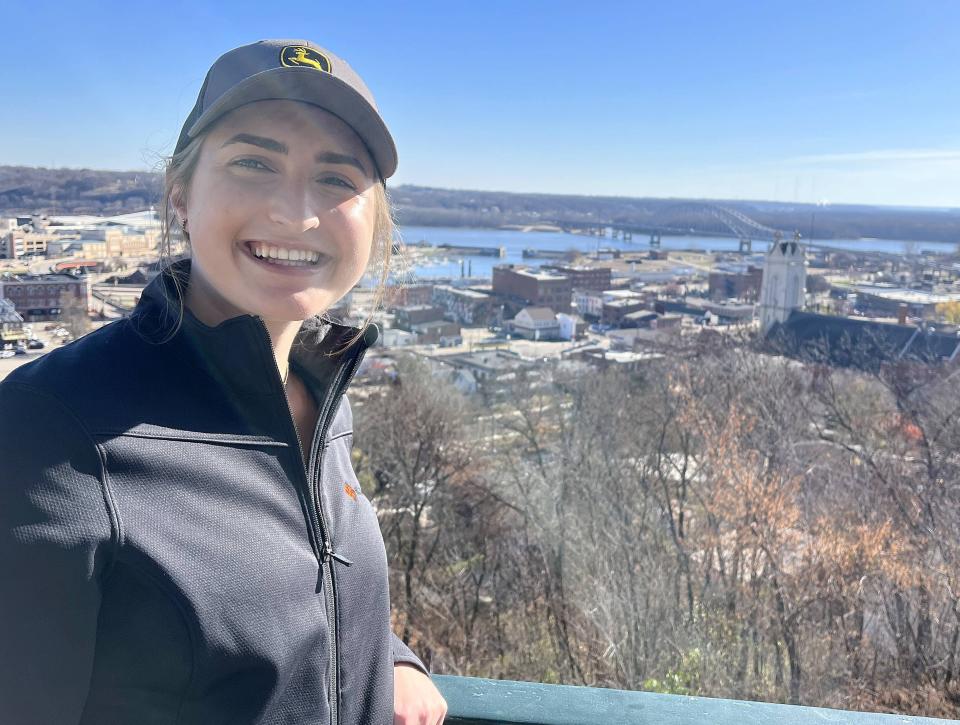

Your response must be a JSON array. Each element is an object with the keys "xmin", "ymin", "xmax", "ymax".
[{"xmin": 380, "ymin": 225, "xmax": 956, "ymax": 284}]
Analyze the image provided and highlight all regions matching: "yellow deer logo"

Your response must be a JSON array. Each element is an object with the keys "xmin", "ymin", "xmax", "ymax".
[{"xmin": 280, "ymin": 46, "xmax": 331, "ymax": 73}]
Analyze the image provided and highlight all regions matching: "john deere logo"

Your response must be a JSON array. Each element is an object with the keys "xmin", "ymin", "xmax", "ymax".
[{"xmin": 280, "ymin": 45, "xmax": 332, "ymax": 73}]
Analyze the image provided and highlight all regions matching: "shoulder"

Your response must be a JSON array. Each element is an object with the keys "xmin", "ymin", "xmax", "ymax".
[
  {"xmin": 0, "ymin": 366, "xmax": 118, "ymax": 555},
  {"xmin": 4, "ymin": 317, "xmax": 146, "ymax": 421}
]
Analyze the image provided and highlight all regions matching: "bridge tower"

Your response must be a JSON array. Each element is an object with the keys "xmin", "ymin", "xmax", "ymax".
[
  {"xmin": 738, "ymin": 238, "xmax": 752, "ymax": 253},
  {"xmin": 649, "ymin": 233, "xmax": 662, "ymax": 249},
  {"xmin": 759, "ymin": 232, "xmax": 806, "ymax": 335}
]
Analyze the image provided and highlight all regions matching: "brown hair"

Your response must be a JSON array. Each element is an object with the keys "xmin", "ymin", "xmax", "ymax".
[{"xmin": 157, "ymin": 124, "xmax": 395, "ymax": 351}]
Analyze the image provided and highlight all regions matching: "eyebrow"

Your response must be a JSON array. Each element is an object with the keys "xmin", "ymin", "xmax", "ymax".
[
  {"xmin": 314, "ymin": 150, "xmax": 370, "ymax": 176},
  {"xmin": 221, "ymin": 133, "xmax": 370, "ymax": 176},
  {"xmin": 221, "ymin": 133, "xmax": 287, "ymax": 154}
]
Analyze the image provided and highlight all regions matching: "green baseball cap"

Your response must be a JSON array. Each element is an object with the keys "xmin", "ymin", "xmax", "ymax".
[{"xmin": 174, "ymin": 39, "xmax": 397, "ymax": 179}]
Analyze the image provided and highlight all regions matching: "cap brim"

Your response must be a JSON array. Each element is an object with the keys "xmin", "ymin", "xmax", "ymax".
[{"xmin": 185, "ymin": 66, "xmax": 397, "ymax": 179}]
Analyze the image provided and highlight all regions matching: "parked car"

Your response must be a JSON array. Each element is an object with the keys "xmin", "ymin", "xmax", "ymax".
[
  {"xmin": 27, "ymin": 339, "xmax": 45, "ymax": 349},
  {"xmin": 0, "ymin": 350, "xmax": 15, "ymax": 358}
]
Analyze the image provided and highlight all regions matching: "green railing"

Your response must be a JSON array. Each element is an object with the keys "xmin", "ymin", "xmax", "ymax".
[{"xmin": 432, "ymin": 675, "xmax": 958, "ymax": 724}]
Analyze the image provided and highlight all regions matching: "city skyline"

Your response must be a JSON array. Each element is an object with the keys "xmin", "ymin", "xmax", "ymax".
[{"xmin": 2, "ymin": 1, "xmax": 959, "ymax": 208}]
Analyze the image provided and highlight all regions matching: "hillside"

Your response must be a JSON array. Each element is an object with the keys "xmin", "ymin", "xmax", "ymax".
[{"xmin": 2, "ymin": 165, "xmax": 958, "ymax": 243}]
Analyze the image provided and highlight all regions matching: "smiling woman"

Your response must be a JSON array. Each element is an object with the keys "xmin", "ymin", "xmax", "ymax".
[
  {"xmin": 161, "ymin": 105, "xmax": 397, "ymax": 344},
  {"xmin": 175, "ymin": 100, "xmax": 379, "ymax": 325},
  {"xmin": 0, "ymin": 39, "xmax": 446, "ymax": 725}
]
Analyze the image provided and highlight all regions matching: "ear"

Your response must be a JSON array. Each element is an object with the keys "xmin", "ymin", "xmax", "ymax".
[{"xmin": 170, "ymin": 183, "xmax": 188, "ymax": 223}]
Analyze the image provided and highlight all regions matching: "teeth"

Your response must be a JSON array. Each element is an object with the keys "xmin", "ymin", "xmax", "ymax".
[
  {"xmin": 250, "ymin": 242, "xmax": 322, "ymax": 267},
  {"xmin": 249, "ymin": 242, "xmax": 323, "ymax": 266}
]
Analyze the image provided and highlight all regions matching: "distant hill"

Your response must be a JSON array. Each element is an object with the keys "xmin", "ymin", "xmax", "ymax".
[
  {"xmin": 2, "ymin": 165, "xmax": 958, "ymax": 244},
  {"xmin": 0, "ymin": 166, "xmax": 160, "ymax": 216}
]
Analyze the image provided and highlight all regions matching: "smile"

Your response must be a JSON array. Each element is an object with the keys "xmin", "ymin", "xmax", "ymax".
[{"xmin": 244, "ymin": 241, "xmax": 327, "ymax": 268}]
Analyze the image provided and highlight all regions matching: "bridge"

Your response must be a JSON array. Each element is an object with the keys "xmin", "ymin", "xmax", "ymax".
[{"xmin": 547, "ymin": 202, "xmax": 790, "ymax": 252}]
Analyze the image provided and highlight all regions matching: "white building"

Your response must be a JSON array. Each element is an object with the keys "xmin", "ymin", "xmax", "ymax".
[
  {"xmin": 759, "ymin": 235, "xmax": 806, "ymax": 334},
  {"xmin": 556, "ymin": 313, "xmax": 582, "ymax": 341},
  {"xmin": 512, "ymin": 306, "xmax": 560, "ymax": 340}
]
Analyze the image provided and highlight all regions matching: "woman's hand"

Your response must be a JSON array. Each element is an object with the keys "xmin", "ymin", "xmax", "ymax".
[{"xmin": 394, "ymin": 662, "xmax": 447, "ymax": 724}]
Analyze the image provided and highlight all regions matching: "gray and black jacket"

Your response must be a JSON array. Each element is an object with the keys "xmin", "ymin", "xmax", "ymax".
[{"xmin": 0, "ymin": 259, "xmax": 426, "ymax": 724}]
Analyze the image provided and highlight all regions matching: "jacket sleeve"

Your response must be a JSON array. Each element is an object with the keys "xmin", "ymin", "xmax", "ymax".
[
  {"xmin": 391, "ymin": 631, "xmax": 430, "ymax": 675},
  {"xmin": 0, "ymin": 380, "xmax": 117, "ymax": 725}
]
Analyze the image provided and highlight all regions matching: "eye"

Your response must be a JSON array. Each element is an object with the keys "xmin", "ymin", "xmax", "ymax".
[
  {"xmin": 231, "ymin": 158, "xmax": 273, "ymax": 171},
  {"xmin": 319, "ymin": 175, "xmax": 357, "ymax": 190}
]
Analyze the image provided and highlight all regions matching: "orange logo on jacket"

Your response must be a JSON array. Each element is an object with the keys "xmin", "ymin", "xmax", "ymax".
[{"xmin": 343, "ymin": 483, "xmax": 358, "ymax": 501}]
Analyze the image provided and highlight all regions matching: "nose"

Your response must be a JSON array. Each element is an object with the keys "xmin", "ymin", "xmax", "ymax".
[{"xmin": 267, "ymin": 176, "xmax": 321, "ymax": 233}]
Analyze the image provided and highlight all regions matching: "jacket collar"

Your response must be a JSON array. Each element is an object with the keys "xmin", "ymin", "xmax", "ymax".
[{"xmin": 130, "ymin": 258, "xmax": 378, "ymax": 398}]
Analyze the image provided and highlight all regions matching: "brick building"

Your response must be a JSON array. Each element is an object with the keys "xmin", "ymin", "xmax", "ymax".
[
  {"xmin": 0, "ymin": 273, "xmax": 87, "ymax": 321},
  {"xmin": 492, "ymin": 265, "xmax": 572, "ymax": 313},
  {"xmin": 394, "ymin": 304, "xmax": 446, "ymax": 330},
  {"xmin": 385, "ymin": 284, "xmax": 434, "ymax": 308},
  {"xmin": 708, "ymin": 266, "xmax": 763, "ymax": 301},
  {"xmin": 601, "ymin": 298, "xmax": 648, "ymax": 327},
  {"xmin": 541, "ymin": 264, "xmax": 611, "ymax": 292},
  {"xmin": 432, "ymin": 285, "xmax": 496, "ymax": 325}
]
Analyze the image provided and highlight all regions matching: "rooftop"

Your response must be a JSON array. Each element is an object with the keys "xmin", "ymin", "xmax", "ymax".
[
  {"xmin": 853, "ymin": 285, "xmax": 960, "ymax": 305},
  {"xmin": 770, "ymin": 311, "xmax": 960, "ymax": 369},
  {"xmin": 518, "ymin": 306, "xmax": 557, "ymax": 322}
]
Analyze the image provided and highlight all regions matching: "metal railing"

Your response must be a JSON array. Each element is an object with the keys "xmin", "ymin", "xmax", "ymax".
[{"xmin": 432, "ymin": 675, "xmax": 957, "ymax": 724}]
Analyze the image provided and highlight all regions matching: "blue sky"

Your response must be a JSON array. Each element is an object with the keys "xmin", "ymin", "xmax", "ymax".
[{"xmin": 2, "ymin": 1, "xmax": 959, "ymax": 207}]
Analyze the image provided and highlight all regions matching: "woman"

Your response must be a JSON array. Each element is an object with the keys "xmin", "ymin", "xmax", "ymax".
[{"xmin": 0, "ymin": 39, "xmax": 447, "ymax": 725}]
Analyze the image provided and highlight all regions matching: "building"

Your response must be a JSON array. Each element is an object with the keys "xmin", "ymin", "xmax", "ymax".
[
  {"xmin": 432, "ymin": 284, "xmax": 496, "ymax": 325},
  {"xmin": 541, "ymin": 264, "xmax": 611, "ymax": 291},
  {"xmin": 708, "ymin": 265, "xmax": 763, "ymax": 301},
  {"xmin": 0, "ymin": 230, "xmax": 66, "ymax": 259},
  {"xmin": 425, "ymin": 349, "xmax": 535, "ymax": 399},
  {"xmin": 768, "ymin": 310, "xmax": 960, "ymax": 370},
  {"xmin": 104, "ymin": 228, "xmax": 158, "ymax": 257},
  {"xmin": 492, "ymin": 264, "xmax": 572, "ymax": 313},
  {"xmin": 511, "ymin": 306, "xmax": 560, "ymax": 340},
  {"xmin": 380, "ymin": 328, "xmax": 416, "ymax": 347},
  {"xmin": 600, "ymin": 290, "xmax": 647, "ymax": 327},
  {"xmin": 386, "ymin": 284, "xmax": 434, "ymax": 308},
  {"xmin": 0, "ymin": 298, "xmax": 25, "ymax": 350},
  {"xmin": 851, "ymin": 285, "xmax": 959, "ymax": 319},
  {"xmin": 573, "ymin": 291, "xmax": 604, "ymax": 319},
  {"xmin": 702, "ymin": 301, "xmax": 755, "ymax": 323},
  {"xmin": 394, "ymin": 304, "xmax": 446, "ymax": 330},
  {"xmin": 759, "ymin": 237, "xmax": 806, "ymax": 334},
  {"xmin": 410, "ymin": 319, "xmax": 462, "ymax": 346},
  {"xmin": 556, "ymin": 312, "xmax": 587, "ymax": 341},
  {"xmin": 0, "ymin": 273, "xmax": 87, "ymax": 321}
]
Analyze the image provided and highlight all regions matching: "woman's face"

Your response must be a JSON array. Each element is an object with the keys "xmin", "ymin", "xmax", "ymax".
[{"xmin": 177, "ymin": 99, "xmax": 378, "ymax": 323}]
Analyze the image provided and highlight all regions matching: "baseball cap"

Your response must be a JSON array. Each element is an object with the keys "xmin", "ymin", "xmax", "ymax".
[{"xmin": 174, "ymin": 39, "xmax": 397, "ymax": 179}]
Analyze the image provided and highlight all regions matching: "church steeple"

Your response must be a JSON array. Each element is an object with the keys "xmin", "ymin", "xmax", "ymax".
[{"xmin": 759, "ymin": 231, "xmax": 807, "ymax": 335}]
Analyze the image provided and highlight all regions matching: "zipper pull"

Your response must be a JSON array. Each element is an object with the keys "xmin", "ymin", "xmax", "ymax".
[{"xmin": 321, "ymin": 541, "xmax": 354, "ymax": 566}]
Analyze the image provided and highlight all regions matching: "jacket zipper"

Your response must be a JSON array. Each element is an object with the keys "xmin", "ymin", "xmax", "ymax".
[
  {"xmin": 253, "ymin": 318, "xmax": 366, "ymax": 725},
  {"xmin": 308, "ymin": 342, "xmax": 369, "ymax": 725}
]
